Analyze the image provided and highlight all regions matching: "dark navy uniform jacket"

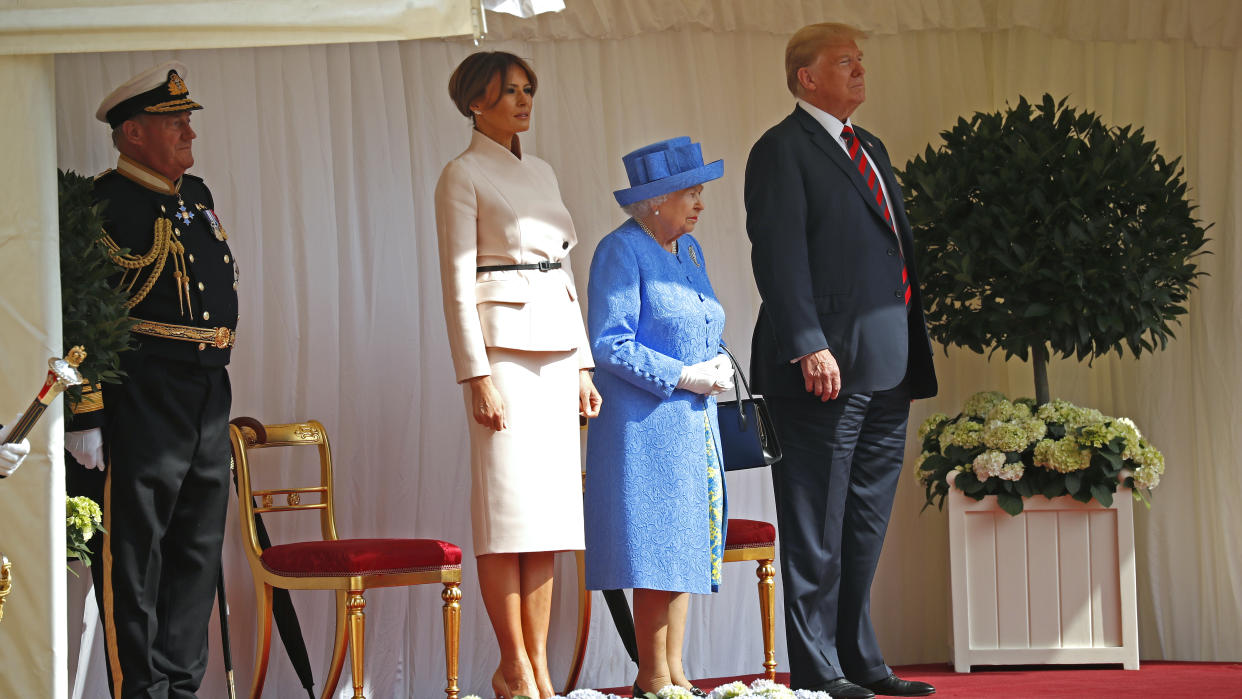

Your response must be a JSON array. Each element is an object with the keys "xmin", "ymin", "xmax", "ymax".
[{"xmin": 70, "ymin": 159, "xmax": 238, "ymax": 430}]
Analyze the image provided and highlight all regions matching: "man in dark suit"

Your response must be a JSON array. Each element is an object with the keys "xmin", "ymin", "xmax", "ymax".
[{"xmin": 745, "ymin": 22, "xmax": 938, "ymax": 698}]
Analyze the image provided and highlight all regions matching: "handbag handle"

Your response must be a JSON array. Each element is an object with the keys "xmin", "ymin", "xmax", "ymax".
[{"xmin": 718, "ymin": 345, "xmax": 754, "ymax": 431}]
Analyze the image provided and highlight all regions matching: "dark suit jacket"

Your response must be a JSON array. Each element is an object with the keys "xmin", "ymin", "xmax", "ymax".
[{"xmin": 746, "ymin": 105, "xmax": 937, "ymax": 400}]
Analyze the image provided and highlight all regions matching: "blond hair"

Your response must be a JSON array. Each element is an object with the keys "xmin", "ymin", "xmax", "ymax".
[{"xmin": 785, "ymin": 23, "xmax": 868, "ymax": 96}]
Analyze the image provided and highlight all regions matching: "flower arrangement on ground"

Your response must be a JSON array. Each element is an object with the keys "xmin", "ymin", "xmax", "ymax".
[
  {"xmin": 915, "ymin": 391, "xmax": 1164, "ymax": 515},
  {"xmin": 462, "ymin": 679, "xmax": 832, "ymax": 699},
  {"xmin": 67, "ymin": 494, "xmax": 105, "ymax": 569}
]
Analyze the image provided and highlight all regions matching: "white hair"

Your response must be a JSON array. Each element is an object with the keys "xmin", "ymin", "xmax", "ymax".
[{"xmin": 620, "ymin": 193, "xmax": 669, "ymax": 218}]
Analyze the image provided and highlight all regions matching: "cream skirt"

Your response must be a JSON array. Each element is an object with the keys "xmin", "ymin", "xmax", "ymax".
[{"xmin": 463, "ymin": 347, "xmax": 585, "ymax": 555}]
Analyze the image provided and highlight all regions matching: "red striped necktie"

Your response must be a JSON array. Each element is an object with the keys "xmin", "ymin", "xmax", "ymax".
[{"xmin": 841, "ymin": 125, "xmax": 910, "ymax": 305}]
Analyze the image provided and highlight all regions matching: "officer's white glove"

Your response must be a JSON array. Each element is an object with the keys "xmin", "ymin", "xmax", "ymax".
[
  {"xmin": 0, "ymin": 419, "xmax": 31, "ymax": 477},
  {"xmin": 66, "ymin": 428, "xmax": 105, "ymax": 471},
  {"xmin": 677, "ymin": 357, "xmax": 733, "ymax": 396}
]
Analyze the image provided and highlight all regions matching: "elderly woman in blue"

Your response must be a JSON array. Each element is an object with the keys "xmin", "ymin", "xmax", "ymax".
[{"xmin": 585, "ymin": 138, "xmax": 732, "ymax": 697}]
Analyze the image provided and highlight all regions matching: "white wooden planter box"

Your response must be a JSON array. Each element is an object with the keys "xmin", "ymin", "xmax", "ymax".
[{"xmin": 946, "ymin": 472, "xmax": 1140, "ymax": 672}]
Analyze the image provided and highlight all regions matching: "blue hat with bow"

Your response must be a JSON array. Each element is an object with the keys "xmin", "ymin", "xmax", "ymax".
[{"xmin": 613, "ymin": 137, "xmax": 724, "ymax": 207}]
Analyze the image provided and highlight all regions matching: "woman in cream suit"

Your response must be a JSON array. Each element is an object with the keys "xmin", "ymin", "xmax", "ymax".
[{"xmin": 434, "ymin": 51, "xmax": 601, "ymax": 699}]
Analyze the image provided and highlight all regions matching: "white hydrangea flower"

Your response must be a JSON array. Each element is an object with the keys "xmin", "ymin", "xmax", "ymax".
[
  {"xmin": 1134, "ymin": 464, "xmax": 1162, "ymax": 489},
  {"xmin": 940, "ymin": 419, "xmax": 984, "ymax": 452},
  {"xmin": 708, "ymin": 681, "xmax": 751, "ymax": 699},
  {"xmin": 963, "ymin": 391, "xmax": 1007, "ymax": 418},
  {"xmin": 1116, "ymin": 416, "xmax": 1141, "ymax": 438},
  {"xmin": 746, "ymin": 679, "xmax": 796, "ymax": 697},
  {"xmin": 998, "ymin": 461, "xmax": 1024, "ymax": 481},
  {"xmin": 1033, "ymin": 436, "xmax": 1092, "ymax": 473},
  {"xmin": 1077, "ymin": 422, "xmax": 1112, "ymax": 448},
  {"xmin": 1022, "ymin": 417, "xmax": 1048, "ymax": 443},
  {"xmin": 1036, "ymin": 399, "xmax": 1104, "ymax": 428},
  {"xmin": 972, "ymin": 450, "xmax": 1007, "ymax": 481},
  {"xmin": 982, "ymin": 420, "xmax": 1032, "ymax": 452},
  {"xmin": 918, "ymin": 412, "xmax": 951, "ymax": 441},
  {"xmin": 1127, "ymin": 441, "xmax": 1165, "ymax": 491},
  {"xmin": 986, "ymin": 399, "xmax": 1032, "ymax": 423}
]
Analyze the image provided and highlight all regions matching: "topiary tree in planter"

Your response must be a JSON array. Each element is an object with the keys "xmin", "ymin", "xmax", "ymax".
[
  {"xmin": 899, "ymin": 95, "xmax": 1206, "ymax": 513},
  {"xmin": 899, "ymin": 94, "xmax": 1208, "ymax": 406}
]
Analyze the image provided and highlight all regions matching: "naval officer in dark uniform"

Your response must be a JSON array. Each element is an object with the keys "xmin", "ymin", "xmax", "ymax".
[{"xmin": 65, "ymin": 61, "xmax": 239, "ymax": 698}]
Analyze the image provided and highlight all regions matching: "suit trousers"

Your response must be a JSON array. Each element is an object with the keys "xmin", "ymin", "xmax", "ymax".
[
  {"xmin": 70, "ymin": 354, "xmax": 232, "ymax": 698},
  {"xmin": 768, "ymin": 382, "xmax": 910, "ymax": 688}
]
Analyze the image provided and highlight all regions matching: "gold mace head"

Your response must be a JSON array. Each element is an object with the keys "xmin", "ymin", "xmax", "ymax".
[{"xmin": 66, "ymin": 346, "xmax": 87, "ymax": 368}]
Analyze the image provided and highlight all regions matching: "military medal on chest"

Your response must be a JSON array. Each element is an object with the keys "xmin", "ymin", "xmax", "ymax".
[
  {"xmin": 174, "ymin": 197, "xmax": 195, "ymax": 225},
  {"xmin": 196, "ymin": 203, "xmax": 228, "ymax": 241}
]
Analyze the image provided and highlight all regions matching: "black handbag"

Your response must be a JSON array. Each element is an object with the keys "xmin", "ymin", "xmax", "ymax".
[{"xmin": 715, "ymin": 346, "xmax": 782, "ymax": 471}]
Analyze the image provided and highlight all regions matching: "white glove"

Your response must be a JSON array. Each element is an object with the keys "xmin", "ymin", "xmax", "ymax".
[
  {"xmin": 710, "ymin": 354, "xmax": 735, "ymax": 394},
  {"xmin": 66, "ymin": 427, "xmax": 105, "ymax": 471},
  {"xmin": 677, "ymin": 356, "xmax": 734, "ymax": 396},
  {"xmin": 0, "ymin": 419, "xmax": 31, "ymax": 477}
]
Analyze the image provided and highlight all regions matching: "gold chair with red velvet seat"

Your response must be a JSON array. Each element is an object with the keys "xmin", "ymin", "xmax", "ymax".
[
  {"xmin": 723, "ymin": 518, "xmax": 778, "ymax": 680},
  {"xmin": 228, "ymin": 418, "xmax": 463, "ymax": 699}
]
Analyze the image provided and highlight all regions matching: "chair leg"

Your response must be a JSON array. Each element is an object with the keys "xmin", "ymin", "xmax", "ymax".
[
  {"xmin": 441, "ymin": 582, "xmax": 462, "ymax": 699},
  {"xmin": 250, "ymin": 582, "xmax": 274, "ymax": 699},
  {"xmin": 562, "ymin": 550, "xmax": 591, "ymax": 695},
  {"xmin": 347, "ymin": 589, "xmax": 367, "ymax": 699},
  {"xmin": 757, "ymin": 559, "xmax": 778, "ymax": 681},
  {"xmin": 319, "ymin": 589, "xmax": 349, "ymax": 699}
]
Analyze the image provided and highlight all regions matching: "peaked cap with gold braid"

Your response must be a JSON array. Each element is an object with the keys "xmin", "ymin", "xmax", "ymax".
[{"xmin": 95, "ymin": 61, "xmax": 203, "ymax": 128}]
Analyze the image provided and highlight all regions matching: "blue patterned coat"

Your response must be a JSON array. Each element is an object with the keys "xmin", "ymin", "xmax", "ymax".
[{"xmin": 584, "ymin": 219, "xmax": 727, "ymax": 594}]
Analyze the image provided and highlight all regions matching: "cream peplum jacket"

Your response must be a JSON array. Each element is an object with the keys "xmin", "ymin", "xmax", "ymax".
[{"xmin": 435, "ymin": 130, "xmax": 593, "ymax": 383}]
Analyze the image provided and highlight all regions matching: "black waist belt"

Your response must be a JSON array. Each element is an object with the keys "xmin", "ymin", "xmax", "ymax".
[{"xmin": 477, "ymin": 261, "xmax": 561, "ymax": 273}]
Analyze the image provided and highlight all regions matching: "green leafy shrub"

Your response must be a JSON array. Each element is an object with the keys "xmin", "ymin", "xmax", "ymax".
[{"xmin": 59, "ymin": 169, "xmax": 136, "ymax": 417}]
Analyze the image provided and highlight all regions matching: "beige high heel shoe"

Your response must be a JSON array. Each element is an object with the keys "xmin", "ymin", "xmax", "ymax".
[{"xmin": 492, "ymin": 668, "xmax": 509, "ymax": 699}]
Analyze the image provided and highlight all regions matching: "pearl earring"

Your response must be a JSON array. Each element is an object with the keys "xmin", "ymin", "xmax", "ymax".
[
  {"xmin": 472, "ymin": 109, "xmax": 482, "ymax": 115},
  {"xmin": 654, "ymin": 209, "xmax": 661, "ymax": 216}
]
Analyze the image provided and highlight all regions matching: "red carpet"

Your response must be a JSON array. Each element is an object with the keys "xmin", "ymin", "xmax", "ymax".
[{"xmin": 601, "ymin": 662, "xmax": 1241, "ymax": 697}]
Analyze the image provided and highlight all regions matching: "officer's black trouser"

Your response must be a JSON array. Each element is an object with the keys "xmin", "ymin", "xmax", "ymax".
[{"xmin": 70, "ymin": 354, "xmax": 231, "ymax": 699}]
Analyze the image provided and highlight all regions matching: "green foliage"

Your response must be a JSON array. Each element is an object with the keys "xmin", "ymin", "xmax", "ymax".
[
  {"xmin": 899, "ymin": 94, "xmax": 1209, "ymax": 368},
  {"xmin": 59, "ymin": 169, "xmax": 136, "ymax": 418}
]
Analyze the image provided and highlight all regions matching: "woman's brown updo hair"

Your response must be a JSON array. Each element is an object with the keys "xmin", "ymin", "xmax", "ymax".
[{"xmin": 447, "ymin": 51, "xmax": 538, "ymax": 120}]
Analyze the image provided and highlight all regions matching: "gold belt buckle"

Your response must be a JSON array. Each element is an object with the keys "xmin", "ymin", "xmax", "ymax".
[{"xmin": 213, "ymin": 327, "xmax": 232, "ymax": 349}]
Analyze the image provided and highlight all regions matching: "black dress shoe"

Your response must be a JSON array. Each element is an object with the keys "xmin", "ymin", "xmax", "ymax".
[
  {"xmin": 809, "ymin": 678, "xmax": 876, "ymax": 698},
  {"xmin": 859, "ymin": 674, "xmax": 936, "ymax": 696},
  {"xmin": 632, "ymin": 682, "xmax": 652, "ymax": 698}
]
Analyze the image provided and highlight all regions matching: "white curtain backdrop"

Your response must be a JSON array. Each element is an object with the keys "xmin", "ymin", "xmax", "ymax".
[{"xmin": 51, "ymin": 2, "xmax": 1240, "ymax": 696}]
